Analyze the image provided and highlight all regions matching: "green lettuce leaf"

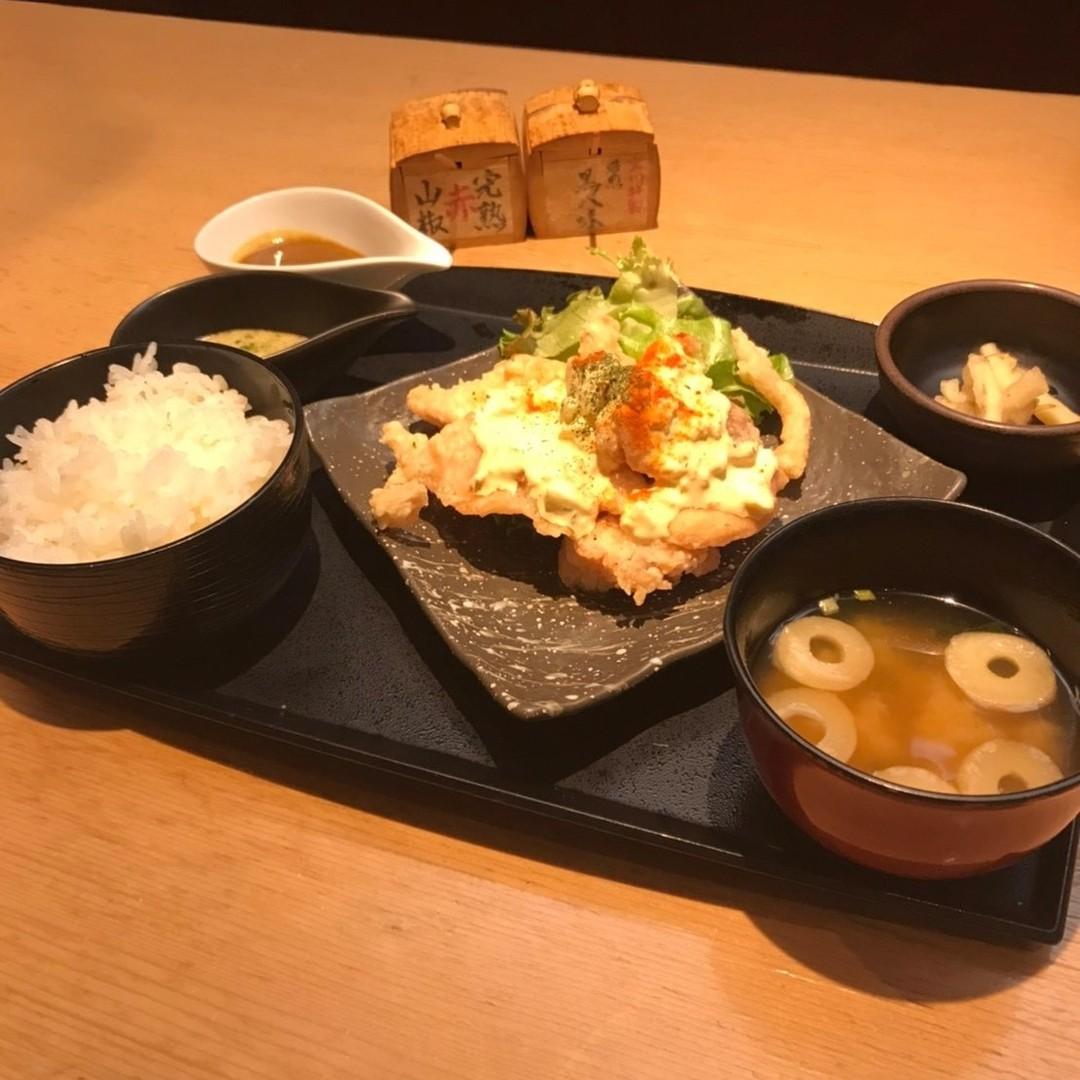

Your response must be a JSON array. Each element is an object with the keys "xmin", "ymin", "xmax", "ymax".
[
  {"xmin": 497, "ymin": 238, "xmax": 795, "ymax": 418},
  {"xmin": 595, "ymin": 235, "xmax": 681, "ymax": 318},
  {"xmin": 671, "ymin": 315, "xmax": 734, "ymax": 369},
  {"xmin": 498, "ymin": 289, "xmax": 607, "ymax": 362},
  {"xmin": 769, "ymin": 352, "xmax": 795, "ymax": 381},
  {"xmin": 706, "ymin": 353, "xmax": 794, "ymax": 422},
  {"xmin": 498, "ymin": 306, "xmax": 551, "ymax": 357},
  {"xmin": 534, "ymin": 288, "xmax": 608, "ymax": 360}
]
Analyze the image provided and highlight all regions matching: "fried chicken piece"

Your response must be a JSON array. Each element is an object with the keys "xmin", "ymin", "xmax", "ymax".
[
  {"xmin": 406, "ymin": 355, "xmax": 567, "ymax": 428},
  {"xmin": 725, "ymin": 401, "xmax": 755, "ymax": 438},
  {"xmin": 596, "ymin": 460, "xmax": 775, "ymax": 551},
  {"xmin": 666, "ymin": 504, "xmax": 771, "ymax": 551},
  {"xmin": 732, "ymin": 328, "xmax": 810, "ymax": 485},
  {"xmin": 559, "ymin": 516, "xmax": 721, "ymax": 605},
  {"xmin": 575, "ymin": 339, "xmax": 780, "ymax": 553},
  {"xmin": 372, "ymin": 326, "xmax": 810, "ymax": 606},
  {"xmin": 560, "ymin": 517, "xmax": 721, "ymax": 604},
  {"xmin": 607, "ymin": 339, "xmax": 735, "ymax": 482},
  {"xmin": 370, "ymin": 420, "xmax": 565, "ymax": 537},
  {"xmin": 369, "ymin": 470, "xmax": 429, "ymax": 528},
  {"xmin": 367, "ymin": 423, "xmax": 429, "ymax": 526}
]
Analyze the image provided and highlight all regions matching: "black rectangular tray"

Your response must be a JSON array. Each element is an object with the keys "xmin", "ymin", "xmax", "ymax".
[{"xmin": 2, "ymin": 267, "xmax": 1076, "ymax": 944}]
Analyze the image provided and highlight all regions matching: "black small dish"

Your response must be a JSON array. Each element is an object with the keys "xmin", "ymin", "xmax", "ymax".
[
  {"xmin": 0, "ymin": 342, "xmax": 311, "ymax": 656},
  {"xmin": 875, "ymin": 280, "xmax": 1080, "ymax": 474},
  {"xmin": 111, "ymin": 271, "xmax": 417, "ymax": 402}
]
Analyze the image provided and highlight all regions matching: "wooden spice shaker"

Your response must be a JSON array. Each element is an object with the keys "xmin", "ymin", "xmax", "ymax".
[
  {"xmin": 523, "ymin": 80, "xmax": 660, "ymax": 239},
  {"xmin": 390, "ymin": 89, "xmax": 526, "ymax": 247}
]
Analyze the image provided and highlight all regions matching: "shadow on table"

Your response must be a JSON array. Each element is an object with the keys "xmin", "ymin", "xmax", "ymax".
[
  {"xmin": 0, "ymin": 530, "xmax": 323, "ymax": 717},
  {"xmin": 3, "ymin": 663, "xmax": 1059, "ymax": 1008},
  {"xmin": 742, "ymin": 900, "xmax": 1059, "ymax": 1002}
]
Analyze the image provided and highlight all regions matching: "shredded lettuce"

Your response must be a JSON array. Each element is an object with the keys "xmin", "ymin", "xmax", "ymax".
[
  {"xmin": 498, "ymin": 238, "xmax": 795, "ymax": 418},
  {"xmin": 707, "ymin": 353, "xmax": 794, "ymax": 422},
  {"xmin": 595, "ymin": 236, "xmax": 682, "ymax": 318},
  {"xmin": 497, "ymin": 289, "xmax": 608, "ymax": 362}
]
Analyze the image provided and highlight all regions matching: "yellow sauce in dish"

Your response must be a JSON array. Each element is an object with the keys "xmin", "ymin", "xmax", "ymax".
[
  {"xmin": 233, "ymin": 230, "xmax": 362, "ymax": 267},
  {"xmin": 200, "ymin": 329, "xmax": 307, "ymax": 358}
]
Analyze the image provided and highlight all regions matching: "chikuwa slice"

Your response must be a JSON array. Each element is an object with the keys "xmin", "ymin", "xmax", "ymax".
[
  {"xmin": 773, "ymin": 615, "xmax": 875, "ymax": 692},
  {"xmin": 956, "ymin": 738, "xmax": 1064, "ymax": 795},
  {"xmin": 765, "ymin": 688, "xmax": 858, "ymax": 763},
  {"xmin": 944, "ymin": 632, "xmax": 1056, "ymax": 713},
  {"xmin": 873, "ymin": 765, "xmax": 958, "ymax": 794}
]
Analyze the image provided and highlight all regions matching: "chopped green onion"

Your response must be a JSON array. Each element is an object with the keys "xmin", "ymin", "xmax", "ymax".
[
  {"xmin": 853, "ymin": 589, "xmax": 877, "ymax": 602},
  {"xmin": 818, "ymin": 595, "xmax": 840, "ymax": 616}
]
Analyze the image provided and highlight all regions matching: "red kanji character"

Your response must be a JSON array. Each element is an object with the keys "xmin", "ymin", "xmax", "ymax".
[{"xmin": 445, "ymin": 183, "xmax": 476, "ymax": 224}]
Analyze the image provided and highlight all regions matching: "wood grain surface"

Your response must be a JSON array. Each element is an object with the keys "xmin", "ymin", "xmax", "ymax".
[{"xmin": 1, "ymin": 3, "xmax": 1079, "ymax": 1077}]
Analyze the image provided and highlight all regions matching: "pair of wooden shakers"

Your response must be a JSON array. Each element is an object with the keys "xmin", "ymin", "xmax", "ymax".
[{"xmin": 389, "ymin": 82, "xmax": 660, "ymax": 247}]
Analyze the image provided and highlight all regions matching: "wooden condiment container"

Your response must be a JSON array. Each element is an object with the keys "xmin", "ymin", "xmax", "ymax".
[
  {"xmin": 523, "ymin": 80, "xmax": 660, "ymax": 239},
  {"xmin": 390, "ymin": 89, "xmax": 526, "ymax": 248}
]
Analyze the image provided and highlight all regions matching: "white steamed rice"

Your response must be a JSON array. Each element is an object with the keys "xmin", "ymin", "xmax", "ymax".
[{"xmin": 0, "ymin": 344, "xmax": 292, "ymax": 564}]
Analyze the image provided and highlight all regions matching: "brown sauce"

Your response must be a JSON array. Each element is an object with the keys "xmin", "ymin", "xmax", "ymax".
[{"xmin": 233, "ymin": 230, "xmax": 362, "ymax": 267}]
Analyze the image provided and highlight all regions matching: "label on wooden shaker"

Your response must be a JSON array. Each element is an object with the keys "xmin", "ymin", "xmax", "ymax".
[
  {"xmin": 539, "ymin": 154, "xmax": 654, "ymax": 235},
  {"xmin": 403, "ymin": 165, "xmax": 516, "ymax": 243}
]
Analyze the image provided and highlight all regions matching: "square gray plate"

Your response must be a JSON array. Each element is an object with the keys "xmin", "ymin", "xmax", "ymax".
[{"xmin": 305, "ymin": 347, "xmax": 965, "ymax": 718}]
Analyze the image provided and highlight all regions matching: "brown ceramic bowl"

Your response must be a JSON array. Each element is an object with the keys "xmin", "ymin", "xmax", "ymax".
[
  {"xmin": 723, "ymin": 498, "xmax": 1080, "ymax": 879},
  {"xmin": 875, "ymin": 280, "xmax": 1080, "ymax": 474}
]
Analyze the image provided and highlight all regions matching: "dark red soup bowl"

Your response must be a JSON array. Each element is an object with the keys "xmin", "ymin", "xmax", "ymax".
[{"xmin": 723, "ymin": 499, "xmax": 1080, "ymax": 879}]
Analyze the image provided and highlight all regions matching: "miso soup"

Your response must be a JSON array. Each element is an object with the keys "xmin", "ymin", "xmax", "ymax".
[{"xmin": 751, "ymin": 592, "xmax": 1078, "ymax": 795}]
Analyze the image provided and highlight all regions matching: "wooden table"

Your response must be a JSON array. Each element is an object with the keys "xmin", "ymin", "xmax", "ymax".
[{"xmin": 2, "ymin": 3, "xmax": 1079, "ymax": 1077}]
